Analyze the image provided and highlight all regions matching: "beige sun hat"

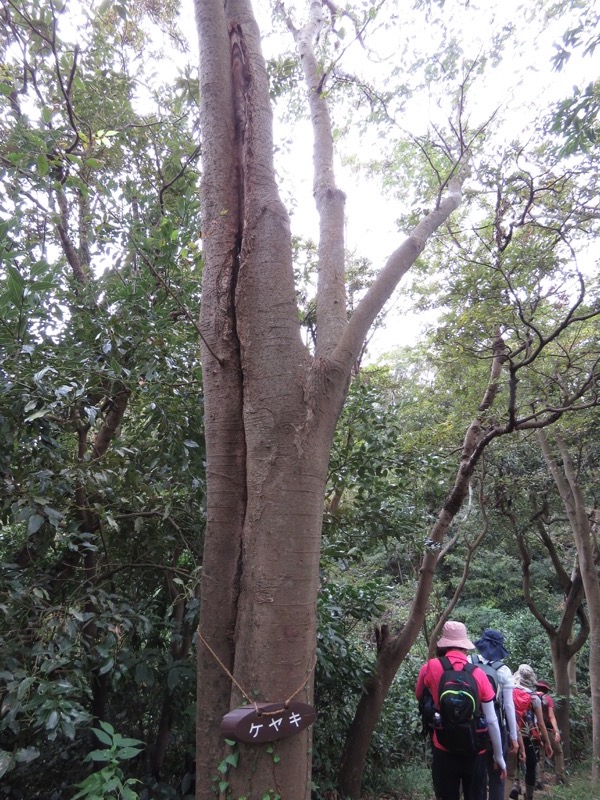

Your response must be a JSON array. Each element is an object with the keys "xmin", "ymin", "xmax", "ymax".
[
  {"xmin": 437, "ymin": 620, "xmax": 475, "ymax": 650},
  {"xmin": 514, "ymin": 664, "xmax": 537, "ymax": 690}
]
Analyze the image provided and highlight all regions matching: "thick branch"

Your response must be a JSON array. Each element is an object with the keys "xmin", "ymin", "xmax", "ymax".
[
  {"xmin": 56, "ymin": 189, "xmax": 87, "ymax": 284},
  {"xmin": 292, "ymin": 0, "xmax": 347, "ymax": 357},
  {"xmin": 335, "ymin": 171, "xmax": 466, "ymax": 367},
  {"xmin": 91, "ymin": 385, "xmax": 131, "ymax": 460},
  {"xmin": 427, "ymin": 486, "xmax": 489, "ymax": 657}
]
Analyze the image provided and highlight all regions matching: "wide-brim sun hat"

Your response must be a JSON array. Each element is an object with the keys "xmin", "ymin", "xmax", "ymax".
[
  {"xmin": 474, "ymin": 628, "xmax": 509, "ymax": 661},
  {"xmin": 514, "ymin": 664, "xmax": 537, "ymax": 690},
  {"xmin": 437, "ymin": 620, "xmax": 475, "ymax": 650},
  {"xmin": 536, "ymin": 680, "xmax": 551, "ymax": 693}
]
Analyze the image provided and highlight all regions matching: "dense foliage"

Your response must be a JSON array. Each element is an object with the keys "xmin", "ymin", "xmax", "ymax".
[
  {"xmin": 1, "ymin": 0, "xmax": 599, "ymax": 798},
  {"xmin": 1, "ymin": 1, "xmax": 202, "ymax": 796}
]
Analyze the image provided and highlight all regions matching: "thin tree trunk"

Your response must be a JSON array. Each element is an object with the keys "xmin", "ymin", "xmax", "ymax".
[
  {"xmin": 338, "ymin": 335, "xmax": 507, "ymax": 798},
  {"xmin": 510, "ymin": 505, "xmax": 589, "ymax": 761},
  {"xmin": 538, "ymin": 429, "xmax": 600, "ymax": 780}
]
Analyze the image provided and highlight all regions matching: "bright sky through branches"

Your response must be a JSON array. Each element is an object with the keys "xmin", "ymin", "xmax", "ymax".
[{"xmin": 180, "ymin": 0, "xmax": 596, "ymax": 354}]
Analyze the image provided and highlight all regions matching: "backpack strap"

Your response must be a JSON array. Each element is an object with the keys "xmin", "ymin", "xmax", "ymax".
[{"xmin": 439, "ymin": 655, "xmax": 477, "ymax": 676}]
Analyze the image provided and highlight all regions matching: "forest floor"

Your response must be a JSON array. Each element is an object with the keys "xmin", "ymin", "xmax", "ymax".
[{"xmin": 370, "ymin": 765, "xmax": 565, "ymax": 799}]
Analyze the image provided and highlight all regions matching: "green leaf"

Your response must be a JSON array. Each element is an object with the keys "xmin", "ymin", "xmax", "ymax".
[
  {"xmin": 87, "ymin": 749, "xmax": 113, "ymax": 762},
  {"xmin": 134, "ymin": 661, "xmax": 155, "ymax": 686},
  {"xmin": 46, "ymin": 710, "xmax": 59, "ymax": 730},
  {"xmin": 14, "ymin": 747, "xmax": 40, "ymax": 764},
  {"xmin": 33, "ymin": 366, "xmax": 55, "ymax": 382},
  {"xmin": 92, "ymin": 727, "xmax": 113, "ymax": 746},
  {"xmin": 116, "ymin": 746, "xmax": 143, "ymax": 760},
  {"xmin": 6, "ymin": 265, "xmax": 24, "ymax": 300},
  {"xmin": 167, "ymin": 666, "xmax": 180, "ymax": 692},
  {"xmin": 24, "ymin": 409, "xmax": 49, "ymax": 422},
  {"xmin": 17, "ymin": 676, "xmax": 35, "ymax": 699},
  {"xmin": 37, "ymin": 154, "xmax": 50, "ymax": 177},
  {"xmin": 98, "ymin": 657, "xmax": 114, "ymax": 675},
  {"xmin": 98, "ymin": 721, "xmax": 115, "ymax": 735},
  {"xmin": 117, "ymin": 737, "xmax": 145, "ymax": 748},
  {"xmin": 27, "ymin": 514, "xmax": 45, "ymax": 534},
  {"xmin": 0, "ymin": 750, "xmax": 15, "ymax": 779}
]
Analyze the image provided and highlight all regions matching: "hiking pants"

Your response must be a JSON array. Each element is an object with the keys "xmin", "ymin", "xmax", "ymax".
[
  {"xmin": 536, "ymin": 734, "xmax": 565, "ymax": 784},
  {"xmin": 551, "ymin": 735, "xmax": 565, "ymax": 783},
  {"xmin": 480, "ymin": 746, "xmax": 506, "ymax": 800},
  {"xmin": 432, "ymin": 747, "xmax": 487, "ymax": 800},
  {"xmin": 522, "ymin": 735, "xmax": 538, "ymax": 798},
  {"xmin": 505, "ymin": 736, "xmax": 536, "ymax": 800},
  {"xmin": 505, "ymin": 735, "xmax": 537, "ymax": 800},
  {"xmin": 474, "ymin": 725, "xmax": 507, "ymax": 800}
]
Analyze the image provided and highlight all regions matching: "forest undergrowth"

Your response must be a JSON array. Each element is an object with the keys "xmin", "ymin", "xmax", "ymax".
[{"xmin": 358, "ymin": 760, "xmax": 594, "ymax": 800}]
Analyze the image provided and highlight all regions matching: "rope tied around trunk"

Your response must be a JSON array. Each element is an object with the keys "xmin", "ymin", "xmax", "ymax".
[{"xmin": 198, "ymin": 629, "xmax": 317, "ymax": 715}]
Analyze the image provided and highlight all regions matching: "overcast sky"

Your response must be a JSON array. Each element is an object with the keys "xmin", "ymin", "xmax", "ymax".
[{"xmin": 182, "ymin": 0, "xmax": 595, "ymax": 355}]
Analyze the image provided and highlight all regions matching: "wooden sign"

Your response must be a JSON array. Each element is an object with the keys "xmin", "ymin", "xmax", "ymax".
[{"xmin": 220, "ymin": 701, "xmax": 317, "ymax": 743}]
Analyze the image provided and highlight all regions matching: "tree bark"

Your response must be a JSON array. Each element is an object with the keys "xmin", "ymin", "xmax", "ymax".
[
  {"xmin": 518, "ymin": 523, "xmax": 587, "ymax": 760},
  {"xmin": 538, "ymin": 429, "xmax": 600, "ymax": 780},
  {"xmin": 193, "ymin": 0, "xmax": 467, "ymax": 796},
  {"xmin": 524, "ymin": 505, "xmax": 589, "ymax": 759}
]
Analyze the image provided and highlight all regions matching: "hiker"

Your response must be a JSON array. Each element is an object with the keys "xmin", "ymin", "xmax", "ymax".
[
  {"xmin": 470, "ymin": 629, "xmax": 519, "ymax": 800},
  {"xmin": 535, "ymin": 679, "xmax": 566, "ymax": 786},
  {"xmin": 415, "ymin": 621, "xmax": 507, "ymax": 800},
  {"xmin": 505, "ymin": 665, "xmax": 553, "ymax": 800}
]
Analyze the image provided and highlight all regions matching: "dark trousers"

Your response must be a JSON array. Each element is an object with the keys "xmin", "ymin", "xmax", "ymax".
[
  {"xmin": 474, "ymin": 725, "xmax": 507, "ymax": 800},
  {"xmin": 432, "ymin": 747, "xmax": 487, "ymax": 800},
  {"xmin": 522, "ymin": 736, "xmax": 537, "ymax": 796},
  {"xmin": 506, "ymin": 736, "xmax": 537, "ymax": 799}
]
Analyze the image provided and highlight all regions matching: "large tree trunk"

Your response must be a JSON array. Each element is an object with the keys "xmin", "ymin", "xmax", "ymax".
[
  {"xmin": 538, "ymin": 429, "xmax": 600, "ymax": 780},
  {"xmin": 193, "ymin": 0, "xmax": 466, "ymax": 795}
]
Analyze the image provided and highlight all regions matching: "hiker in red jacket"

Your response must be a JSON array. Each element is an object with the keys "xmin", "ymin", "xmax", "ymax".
[
  {"xmin": 505, "ymin": 665, "xmax": 553, "ymax": 800},
  {"xmin": 416, "ymin": 621, "xmax": 507, "ymax": 800}
]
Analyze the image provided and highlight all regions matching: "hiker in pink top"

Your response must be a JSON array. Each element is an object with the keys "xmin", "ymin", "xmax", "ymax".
[{"xmin": 416, "ymin": 621, "xmax": 507, "ymax": 800}]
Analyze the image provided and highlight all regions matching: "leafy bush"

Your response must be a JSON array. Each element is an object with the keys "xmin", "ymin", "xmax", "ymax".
[{"xmin": 73, "ymin": 722, "xmax": 144, "ymax": 800}]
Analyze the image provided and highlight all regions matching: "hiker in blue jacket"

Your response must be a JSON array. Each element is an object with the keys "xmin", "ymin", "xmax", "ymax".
[{"xmin": 470, "ymin": 629, "xmax": 519, "ymax": 800}]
